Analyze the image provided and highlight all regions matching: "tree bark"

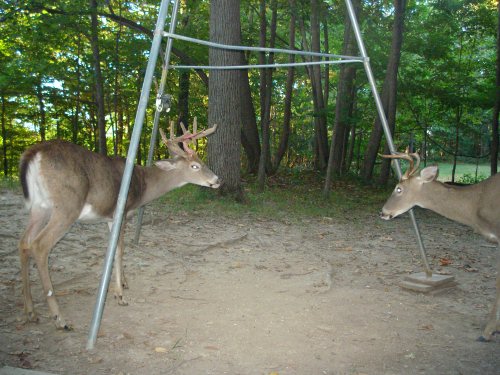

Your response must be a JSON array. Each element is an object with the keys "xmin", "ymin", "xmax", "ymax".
[
  {"xmin": 491, "ymin": 0, "xmax": 500, "ymax": 175},
  {"xmin": 257, "ymin": 0, "xmax": 277, "ymax": 190},
  {"xmin": 310, "ymin": 0, "xmax": 328, "ymax": 170},
  {"xmin": 362, "ymin": 0, "xmax": 406, "ymax": 183},
  {"xmin": 324, "ymin": 0, "xmax": 359, "ymax": 195},
  {"xmin": 271, "ymin": 0, "xmax": 296, "ymax": 173},
  {"xmin": 89, "ymin": 0, "xmax": 107, "ymax": 155},
  {"xmin": 35, "ymin": 79, "xmax": 46, "ymax": 141},
  {"xmin": 1, "ymin": 93, "xmax": 7, "ymax": 177},
  {"xmin": 208, "ymin": 0, "xmax": 243, "ymax": 200},
  {"xmin": 240, "ymin": 53, "xmax": 261, "ymax": 174}
]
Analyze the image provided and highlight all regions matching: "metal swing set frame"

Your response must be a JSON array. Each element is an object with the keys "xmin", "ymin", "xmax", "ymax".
[{"xmin": 86, "ymin": 0, "xmax": 436, "ymax": 350}]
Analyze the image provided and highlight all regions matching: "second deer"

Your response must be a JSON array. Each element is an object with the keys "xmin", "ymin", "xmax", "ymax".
[
  {"xmin": 18, "ymin": 119, "xmax": 219, "ymax": 330},
  {"xmin": 380, "ymin": 150, "xmax": 500, "ymax": 342}
]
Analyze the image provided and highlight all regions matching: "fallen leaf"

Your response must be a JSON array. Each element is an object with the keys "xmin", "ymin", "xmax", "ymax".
[
  {"xmin": 439, "ymin": 258, "xmax": 452, "ymax": 266},
  {"xmin": 419, "ymin": 324, "xmax": 434, "ymax": 331}
]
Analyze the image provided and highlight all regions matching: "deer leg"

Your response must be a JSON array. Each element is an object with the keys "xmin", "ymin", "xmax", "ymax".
[
  {"xmin": 30, "ymin": 209, "xmax": 79, "ymax": 330},
  {"xmin": 108, "ymin": 222, "xmax": 128, "ymax": 306},
  {"xmin": 478, "ymin": 249, "xmax": 500, "ymax": 342},
  {"xmin": 18, "ymin": 208, "xmax": 50, "ymax": 324}
]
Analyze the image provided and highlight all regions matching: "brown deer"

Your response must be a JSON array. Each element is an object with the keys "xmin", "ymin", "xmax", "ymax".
[
  {"xmin": 380, "ymin": 151, "xmax": 500, "ymax": 342},
  {"xmin": 18, "ymin": 120, "xmax": 220, "ymax": 330}
]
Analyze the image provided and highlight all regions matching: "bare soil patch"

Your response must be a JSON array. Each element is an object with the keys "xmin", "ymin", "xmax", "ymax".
[{"xmin": 0, "ymin": 188, "xmax": 498, "ymax": 374}]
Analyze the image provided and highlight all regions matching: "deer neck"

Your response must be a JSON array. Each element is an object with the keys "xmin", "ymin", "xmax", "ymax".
[
  {"xmin": 137, "ymin": 165, "xmax": 187, "ymax": 207},
  {"xmin": 419, "ymin": 181, "xmax": 479, "ymax": 228}
]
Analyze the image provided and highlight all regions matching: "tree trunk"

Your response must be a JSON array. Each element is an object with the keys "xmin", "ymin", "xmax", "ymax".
[
  {"xmin": 89, "ymin": 0, "xmax": 107, "ymax": 156},
  {"xmin": 491, "ymin": 0, "xmax": 500, "ymax": 175},
  {"xmin": 1, "ymin": 93, "xmax": 7, "ymax": 177},
  {"xmin": 362, "ymin": 0, "xmax": 406, "ymax": 183},
  {"xmin": 208, "ymin": 0, "xmax": 243, "ymax": 200},
  {"xmin": 324, "ymin": 0, "xmax": 359, "ymax": 195},
  {"xmin": 257, "ymin": 0, "xmax": 277, "ymax": 190},
  {"xmin": 271, "ymin": 0, "xmax": 296, "ymax": 173},
  {"xmin": 310, "ymin": 0, "xmax": 328, "ymax": 170},
  {"xmin": 240, "ymin": 53, "xmax": 261, "ymax": 174},
  {"xmin": 35, "ymin": 79, "xmax": 46, "ymax": 141},
  {"xmin": 177, "ymin": 69, "xmax": 190, "ymax": 129}
]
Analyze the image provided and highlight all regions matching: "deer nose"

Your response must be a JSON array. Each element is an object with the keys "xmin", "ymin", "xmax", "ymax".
[
  {"xmin": 210, "ymin": 177, "xmax": 221, "ymax": 189},
  {"xmin": 379, "ymin": 211, "xmax": 392, "ymax": 220}
]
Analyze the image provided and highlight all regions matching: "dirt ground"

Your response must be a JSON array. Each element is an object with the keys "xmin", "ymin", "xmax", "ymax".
[{"xmin": 0, "ymin": 187, "xmax": 498, "ymax": 375}]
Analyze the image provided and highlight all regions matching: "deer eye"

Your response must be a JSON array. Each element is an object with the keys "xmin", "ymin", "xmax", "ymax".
[
  {"xmin": 190, "ymin": 163, "xmax": 200, "ymax": 170},
  {"xmin": 395, "ymin": 186, "xmax": 402, "ymax": 194}
]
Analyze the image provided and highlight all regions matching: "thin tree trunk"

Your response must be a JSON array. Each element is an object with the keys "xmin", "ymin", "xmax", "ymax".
[
  {"xmin": 1, "ymin": 93, "xmax": 7, "ymax": 177},
  {"xmin": 310, "ymin": 0, "xmax": 328, "ymax": 170},
  {"xmin": 240, "ymin": 53, "xmax": 261, "ymax": 174},
  {"xmin": 491, "ymin": 0, "xmax": 500, "ymax": 175},
  {"xmin": 89, "ymin": 0, "xmax": 107, "ymax": 155},
  {"xmin": 324, "ymin": 0, "xmax": 359, "ymax": 195},
  {"xmin": 35, "ymin": 80, "xmax": 46, "ymax": 142},
  {"xmin": 362, "ymin": 0, "xmax": 406, "ymax": 183},
  {"xmin": 177, "ymin": 69, "xmax": 190, "ymax": 128},
  {"xmin": 271, "ymin": 0, "xmax": 296, "ymax": 173},
  {"xmin": 258, "ymin": 0, "xmax": 277, "ymax": 190},
  {"xmin": 208, "ymin": 0, "xmax": 243, "ymax": 200}
]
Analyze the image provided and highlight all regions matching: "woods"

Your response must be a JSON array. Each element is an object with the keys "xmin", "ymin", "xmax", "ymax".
[{"xmin": 0, "ymin": 0, "xmax": 499, "ymax": 194}]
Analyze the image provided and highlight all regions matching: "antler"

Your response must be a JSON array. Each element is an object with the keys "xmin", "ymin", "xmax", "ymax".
[
  {"xmin": 380, "ymin": 147, "xmax": 421, "ymax": 180},
  {"xmin": 159, "ymin": 117, "xmax": 217, "ymax": 157}
]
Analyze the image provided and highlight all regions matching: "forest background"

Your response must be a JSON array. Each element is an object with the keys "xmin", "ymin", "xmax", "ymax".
[{"xmin": 0, "ymin": 0, "xmax": 499, "ymax": 199}]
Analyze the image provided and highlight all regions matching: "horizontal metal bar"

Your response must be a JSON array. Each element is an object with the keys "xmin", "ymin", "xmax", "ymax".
[
  {"xmin": 163, "ymin": 32, "xmax": 364, "ymax": 61},
  {"xmin": 170, "ymin": 59, "xmax": 365, "ymax": 70}
]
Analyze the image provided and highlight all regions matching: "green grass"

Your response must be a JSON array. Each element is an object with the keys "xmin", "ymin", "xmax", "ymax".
[
  {"xmin": 0, "ymin": 176, "xmax": 20, "ymax": 191},
  {"xmin": 156, "ymin": 172, "xmax": 391, "ymax": 223},
  {"xmin": 425, "ymin": 162, "xmax": 490, "ymax": 183}
]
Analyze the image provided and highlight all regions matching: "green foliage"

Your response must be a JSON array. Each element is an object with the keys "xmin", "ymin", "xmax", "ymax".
[{"xmin": 0, "ymin": 0, "xmax": 497, "ymax": 186}]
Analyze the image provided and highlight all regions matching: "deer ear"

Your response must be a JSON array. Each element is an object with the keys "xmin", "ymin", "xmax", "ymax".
[
  {"xmin": 420, "ymin": 166, "xmax": 438, "ymax": 183},
  {"xmin": 154, "ymin": 160, "xmax": 177, "ymax": 171}
]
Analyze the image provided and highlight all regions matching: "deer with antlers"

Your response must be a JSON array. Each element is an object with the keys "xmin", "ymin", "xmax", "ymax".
[
  {"xmin": 380, "ymin": 150, "xmax": 500, "ymax": 341},
  {"xmin": 18, "ymin": 119, "xmax": 219, "ymax": 330}
]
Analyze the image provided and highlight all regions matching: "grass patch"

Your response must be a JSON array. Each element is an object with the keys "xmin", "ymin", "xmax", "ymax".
[
  {"xmin": 428, "ymin": 162, "xmax": 489, "ymax": 183},
  {"xmin": 157, "ymin": 172, "xmax": 391, "ymax": 222},
  {"xmin": 0, "ymin": 176, "xmax": 20, "ymax": 191}
]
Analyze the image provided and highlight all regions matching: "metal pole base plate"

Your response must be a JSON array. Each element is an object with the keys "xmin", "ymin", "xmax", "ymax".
[{"xmin": 400, "ymin": 272, "xmax": 457, "ymax": 295}]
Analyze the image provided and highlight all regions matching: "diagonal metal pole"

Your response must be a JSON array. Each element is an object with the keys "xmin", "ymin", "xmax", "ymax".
[
  {"xmin": 134, "ymin": 0, "xmax": 181, "ymax": 245},
  {"xmin": 344, "ymin": 0, "xmax": 432, "ymax": 276},
  {"xmin": 86, "ymin": 0, "xmax": 173, "ymax": 350}
]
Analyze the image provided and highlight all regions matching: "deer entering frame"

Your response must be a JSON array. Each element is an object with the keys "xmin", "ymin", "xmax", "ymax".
[
  {"xmin": 18, "ymin": 119, "xmax": 219, "ymax": 330},
  {"xmin": 380, "ymin": 150, "xmax": 500, "ymax": 342}
]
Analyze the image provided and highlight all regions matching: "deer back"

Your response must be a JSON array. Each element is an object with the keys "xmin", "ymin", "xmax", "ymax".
[{"xmin": 20, "ymin": 140, "xmax": 146, "ymax": 220}]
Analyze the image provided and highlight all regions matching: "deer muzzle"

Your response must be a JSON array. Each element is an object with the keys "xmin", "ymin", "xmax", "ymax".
[{"xmin": 379, "ymin": 209, "xmax": 393, "ymax": 220}]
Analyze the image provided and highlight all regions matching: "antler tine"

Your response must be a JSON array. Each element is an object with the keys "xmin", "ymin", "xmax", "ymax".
[
  {"xmin": 169, "ymin": 120, "xmax": 175, "ymax": 140},
  {"xmin": 179, "ymin": 122, "xmax": 189, "ymax": 136},
  {"xmin": 188, "ymin": 123, "xmax": 218, "ymax": 141},
  {"xmin": 380, "ymin": 151, "xmax": 415, "ymax": 180},
  {"xmin": 193, "ymin": 116, "xmax": 197, "ymax": 135},
  {"xmin": 161, "ymin": 121, "xmax": 187, "ymax": 157}
]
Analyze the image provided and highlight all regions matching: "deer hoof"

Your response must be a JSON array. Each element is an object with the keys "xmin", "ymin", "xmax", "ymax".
[
  {"xmin": 115, "ymin": 295, "xmax": 129, "ymax": 306},
  {"xmin": 25, "ymin": 311, "xmax": 39, "ymax": 323},
  {"xmin": 53, "ymin": 316, "xmax": 72, "ymax": 331},
  {"xmin": 476, "ymin": 335, "xmax": 491, "ymax": 342}
]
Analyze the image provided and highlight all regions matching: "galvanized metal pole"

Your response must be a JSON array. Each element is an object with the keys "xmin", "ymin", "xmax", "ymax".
[
  {"xmin": 344, "ymin": 0, "xmax": 432, "ymax": 276},
  {"xmin": 86, "ymin": 0, "xmax": 172, "ymax": 350},
  {"xmin": 134, "ymin": 0, "xmax": 181, "ymax": 245}
]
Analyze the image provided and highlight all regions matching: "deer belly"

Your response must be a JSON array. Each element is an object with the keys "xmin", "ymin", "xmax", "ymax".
[{"xmin": 78, "ymin": 203, "xmax": 102, "ymax": 221}]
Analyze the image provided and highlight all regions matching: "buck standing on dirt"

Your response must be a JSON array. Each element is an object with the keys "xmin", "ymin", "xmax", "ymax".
[
  {"xmin": 18, "ymin": 120, "xmax": 219, "ymax": 330},
  {"xmin": 380, "ymin": 151, "xmax": 500, "ymax": 342}
]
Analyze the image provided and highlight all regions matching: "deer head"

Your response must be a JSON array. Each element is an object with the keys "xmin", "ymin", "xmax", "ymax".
[
  {"xmin": 157, "ymin": 118, "xmax": 220, "ymax": 189},
  {"xmin": 379, "ymin": 150, "xmax": 439, "ymax": 220}
]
